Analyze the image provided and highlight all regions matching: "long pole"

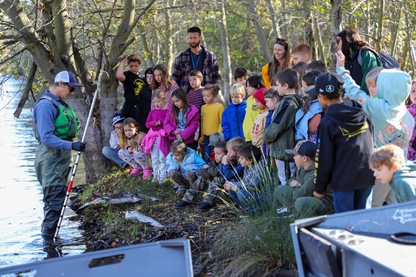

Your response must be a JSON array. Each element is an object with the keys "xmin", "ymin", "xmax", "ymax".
[{"xmin": 53, "ymin": 71, "xmax": 109, "ymax": 242}]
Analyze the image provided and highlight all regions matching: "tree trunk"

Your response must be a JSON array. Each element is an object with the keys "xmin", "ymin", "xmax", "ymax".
[
  {"xmin": 265, "ymin": 0, "xmax": 280, "ymax": 39},
  {"xmin": 315, "ymin": 17, "xmax": 326, "ymax": 65},
  {"xmin": 13, "ymin": 62, "xmax": 37, "ymax": 118},
  {"xmin": 390, "ymin": 8, "xmax": 401, "ymax": 57},
  {"xmin": 139, "ymin": 25, "xmax": 154, "ymax": 68},
  {"xmin": 218, "ymin": 0, "xmax": 232, "ymax": 104},
  {"xmin": 330, "ymin": 0, "xmax": 343, "ymax": 70},
  {"xmin": 247, "ymin": 0, "xmax": 272, "ymax": 62},
  {"xmin": 164, "ymin": 0, "xmax": 174, "ymax": 72},
  {"xmin": 374, "ymin": 0, "xmax": 385, "ymax": 51},
  {"xmin": 280, "ymin": 0, "xmax": 288, "ymax": 39},
  {"xmin": 309, "ymin": 0, "xmax": 318, "ymax": 60}
]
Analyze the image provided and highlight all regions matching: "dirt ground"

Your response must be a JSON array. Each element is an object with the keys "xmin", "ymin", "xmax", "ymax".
[{"xmin": 70, "ymin": 180, "xmax": 241, "ymax": 276}]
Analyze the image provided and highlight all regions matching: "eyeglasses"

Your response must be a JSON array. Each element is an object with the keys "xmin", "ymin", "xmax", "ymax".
[{"xmin": 65, "ymin": 84, "xmax": 76, "ymax": 92}]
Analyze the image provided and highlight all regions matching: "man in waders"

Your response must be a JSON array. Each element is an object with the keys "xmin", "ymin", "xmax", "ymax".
[{"xmin": 33, "ymin": 71, "xmax": 85, "ymax": 242}]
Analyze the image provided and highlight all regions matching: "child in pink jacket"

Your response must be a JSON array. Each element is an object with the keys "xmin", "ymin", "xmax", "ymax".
[
  {"xmin": 141, "ymin": 90, "xmax": 170, "ymax": 183},
  {"xmin": 164, "ymin": 88, "xmax": 200, "ymax": 150}
]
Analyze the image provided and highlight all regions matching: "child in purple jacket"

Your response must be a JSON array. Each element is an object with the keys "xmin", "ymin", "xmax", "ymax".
[{"xmin": 164, "ymin": 88, "xmax": 200, "ymax": 150}]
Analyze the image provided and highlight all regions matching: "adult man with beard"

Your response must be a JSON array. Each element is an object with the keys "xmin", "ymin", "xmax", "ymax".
[{"xmin": 172, "ymin": 26, "xmax": 221, "ymax": 92}]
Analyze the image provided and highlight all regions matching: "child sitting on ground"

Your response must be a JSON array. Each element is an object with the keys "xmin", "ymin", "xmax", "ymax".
[
  {"xmin": 274, "ymin": 140, "xmax": 333, "ymax": 217},
  {"xmin": 175, "ymin": 141, "xmax": 227, "ymax": 209},
  {"xmin": 118, "ymin": 117, "xmax": 152, "ymax": 178},
  {"xmin": 102, "ymin": 110, "xmax": 128, "ymax": 169},
  {"xmin": 369, "ymin": 144, "xmax": 416, "ymax": 203},
  {"xmin": 224, "ymin": 144, "xmax": 266, "ymax": 212},
  {"xmin": 166, "ymin": 140, "xmax": 206, "ymax": 196},
  {"xmin": 198, "ymin": 137, "xmax": 247, "ymax": 211}
]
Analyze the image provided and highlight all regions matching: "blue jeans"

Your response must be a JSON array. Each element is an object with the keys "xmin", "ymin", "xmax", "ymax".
[
  {"xmin": 228, "ymin": 189, "xmax": 263, "ymax": 212},
  {"xmin": 333, "ymin": 187, "xmax": 373, "ymax": 213},
  {"xmin": 102, "ymin": 146, "xmax": 127, "ymax": 169},
  {"xmin": 203, "ymin": 135, "xmax": 212, "ymax": 163}
]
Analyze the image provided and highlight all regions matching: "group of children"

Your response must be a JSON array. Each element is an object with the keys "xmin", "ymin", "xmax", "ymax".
[{"xmin": 102, "ymin": 43, "xmax": 416, "ymax": 216}]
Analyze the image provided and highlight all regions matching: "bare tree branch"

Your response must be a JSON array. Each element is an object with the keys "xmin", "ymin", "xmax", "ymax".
[{"xmin": 13, "ymin": 61, "xmax": 37, "ymax": 118}]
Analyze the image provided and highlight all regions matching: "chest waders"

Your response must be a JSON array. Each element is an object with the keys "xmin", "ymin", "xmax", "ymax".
[{"xmin": 53, "ymin": 72, "xmax": 109, "ymax": 244}]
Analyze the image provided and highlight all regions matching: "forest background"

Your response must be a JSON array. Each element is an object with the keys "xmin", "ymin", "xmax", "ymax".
[{"xmin": 0, "ymin": 0, "xmax": 415, "ymax": 183}]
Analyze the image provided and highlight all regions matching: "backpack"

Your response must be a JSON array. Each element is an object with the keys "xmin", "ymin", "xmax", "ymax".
[{"xmin": 357, "ymin": 49, "xmax": 400, "ymax": 70}]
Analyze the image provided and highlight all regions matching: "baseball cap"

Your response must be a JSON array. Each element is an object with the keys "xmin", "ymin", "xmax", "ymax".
[
  {"xmin": 253, "ymin": 87, "xmax": 267, "ymax": 105},
  {"xmin": 54, "ymin": 71, "xmax": 83, "ymax": 87},
  {"xmin": 303, "ymin": 85, "xmax": 315, "ymax": 95},
  {"xmin": 112, "ymin": 110, "xmax": 125, "ymax": 128},
  {"xmin": 208, "ymin": 132, "xmax": 225, "ymax": 147},
  {"xmin": 308, "ymin": 72, "xmax": 344, "ymax": 95},
  {"xmin": 285, "ymin": 140, "xmax": 316, "ymax": 159}
]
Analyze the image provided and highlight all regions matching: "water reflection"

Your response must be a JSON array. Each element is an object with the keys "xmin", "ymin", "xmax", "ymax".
[{"xmin": 0, "ymin": 77, "xmax": 85, "ymax": 269}]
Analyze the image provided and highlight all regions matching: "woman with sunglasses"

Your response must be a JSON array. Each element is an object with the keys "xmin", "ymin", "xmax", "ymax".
[
  {"xmin": 261, "ymin": 38, "xmax": 292, "ymax": 88},
  {"xmin": 336, "ymin": 27, "xmax": 382, "ymax": 95}
]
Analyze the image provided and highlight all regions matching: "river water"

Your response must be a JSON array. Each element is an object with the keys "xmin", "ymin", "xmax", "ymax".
[{"xmin": 0, "ymin": 77, "xmax": 85, "ymax": 270}]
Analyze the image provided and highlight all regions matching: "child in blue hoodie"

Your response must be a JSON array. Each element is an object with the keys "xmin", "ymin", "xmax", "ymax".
[
  {"xmin": 336, "ymin": 50, "xmax": 415, "ymax": 207},
  {"xmin": 221, "ymin": 84, "xmax": 247, "ymax": 140},
  {"xmin": 166, "ymin": 140, "xmax": 206, "ymax": 196}
]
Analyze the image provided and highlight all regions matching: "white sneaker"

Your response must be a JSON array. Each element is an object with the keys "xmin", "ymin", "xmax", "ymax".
[
  {"xmin": 151, "ymin": 175, "xmax": 159, "ymax": 183},
  {"xmin": 159, "ymin": 177, "xmax": 166, "ymax": 184}
]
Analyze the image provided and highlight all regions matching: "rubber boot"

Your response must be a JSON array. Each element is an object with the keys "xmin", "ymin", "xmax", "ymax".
[{"xmin": 142, "ymin": 169, "xmax": 152, "ymax": 179}]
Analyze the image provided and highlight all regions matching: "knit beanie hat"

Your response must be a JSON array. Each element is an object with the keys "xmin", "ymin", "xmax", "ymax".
[
  {"xmin": 112, "ymin": 110, "xmax": 125, "ymax": 128},
  {"xmin": 253, "ymin": 87, "xmax": 267, "ymax": 105},
  {"xmin": 144, "ymin": 67, "xmax": 153, "ymax": 75}
]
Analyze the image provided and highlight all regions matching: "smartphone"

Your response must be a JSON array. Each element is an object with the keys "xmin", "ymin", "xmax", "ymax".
[{"xmin": 411, "ymin": 45, "xmax": 416, "ymax": 63}]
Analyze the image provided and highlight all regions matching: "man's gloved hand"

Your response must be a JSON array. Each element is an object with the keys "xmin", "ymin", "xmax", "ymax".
[{"xmin": 72, "ymin": 142, "xmax": 86, "ymax": 152}]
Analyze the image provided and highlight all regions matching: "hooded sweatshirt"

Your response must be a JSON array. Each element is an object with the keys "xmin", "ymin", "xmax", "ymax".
[
  {"xmin": 391, "ymin": 161, "xmax": 416, "ymax": 203},
  {"xmin": 314, "ymin": 99, "xmax": 375, "ymax": 193},
  {"xmin": 337, "ymin": 67, "xmax": 414, "ymax": 155}
]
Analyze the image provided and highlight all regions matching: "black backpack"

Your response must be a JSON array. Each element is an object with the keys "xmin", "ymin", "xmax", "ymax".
[{"xmin": 357, "ymin": 49, "xmax": 400, "ymax": 70}]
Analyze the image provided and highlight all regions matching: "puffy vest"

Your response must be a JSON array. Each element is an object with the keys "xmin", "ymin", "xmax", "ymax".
[{"xmin": 34, "ymin": 95, "xmax": 80, "ymax": 141}]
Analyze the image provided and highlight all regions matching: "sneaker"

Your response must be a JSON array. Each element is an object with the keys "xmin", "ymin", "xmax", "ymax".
[
  {"xmin": 151, "ymin": 175, "xmax": 159, "ymax": 183},
  {"xmin": 128, "ymin": 168, "xmax": 143, "ymax": 177},
  {"xmin": 173, "ymin": 184, "xmax": 180, "ymax": 189},
  {"xmin": 175, "ymin": 200, "xmax": 192, "ymax": 208},
  {"xmin": 197, "ymin": 202, "xmax": 213, "ymax": 211},
  {"xmin": 159, "ymin": 177, "xmax": 166, "ymax": 184}
]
